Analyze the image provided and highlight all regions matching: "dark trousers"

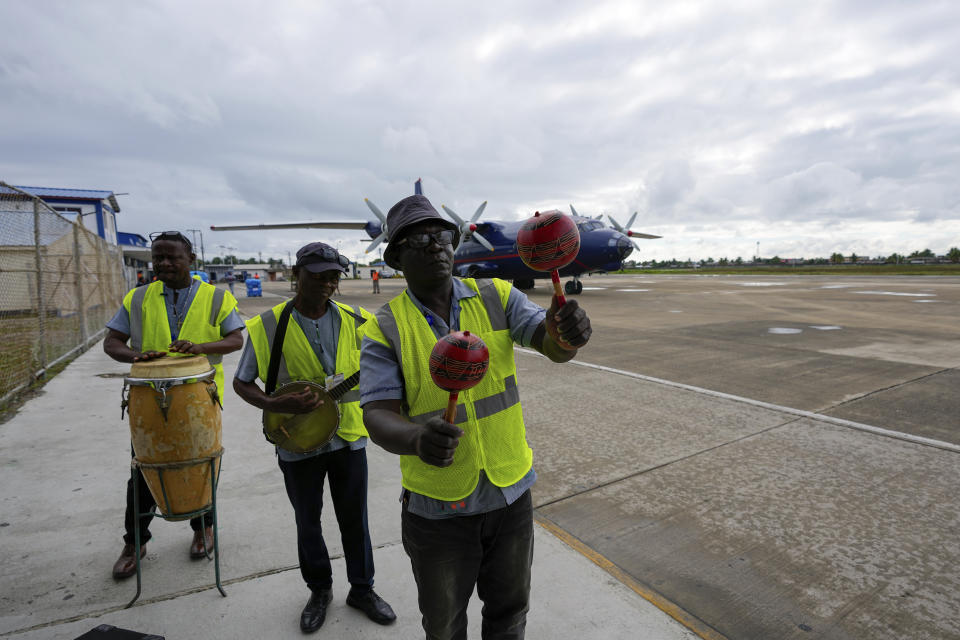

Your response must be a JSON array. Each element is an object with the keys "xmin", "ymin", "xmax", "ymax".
[
  {"xmin": 402, "ymin": 490, "xmax": 534, "ymax": 640},
  {"xmin": 278, "ymin": 446, "xmax": 375, "ymax": 593},
  {"xmin": 123, "ymin": 467, "xmax": 211, "ymax": 545}
]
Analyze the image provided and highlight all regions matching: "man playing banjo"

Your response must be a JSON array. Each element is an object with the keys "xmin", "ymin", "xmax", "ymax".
[{"xmin": 233, "ymin": 242, "xmax": 396, "ymax": 634}]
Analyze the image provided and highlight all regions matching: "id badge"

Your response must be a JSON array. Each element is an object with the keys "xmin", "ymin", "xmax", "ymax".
[{"xmin": 325, "ymin": 373, "xmax": 344, "ymax": 391}]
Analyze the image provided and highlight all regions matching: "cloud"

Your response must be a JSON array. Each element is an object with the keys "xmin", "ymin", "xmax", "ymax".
[
  {"xmin": 1, "ymin": 0, "xmax": 958, "ymax": 263},
  {"xmin": 646, "ymin": 159, "xmax": 696, "ymax": 212}
]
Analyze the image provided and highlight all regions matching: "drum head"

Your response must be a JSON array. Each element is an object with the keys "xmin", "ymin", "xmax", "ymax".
[
  {"xmin": 129, "ymin": 354, "xmax": 213, "ymax": 379},
  {"xmin": 263, "ymin": 381, "xmax": 340, "ymax": 453}
]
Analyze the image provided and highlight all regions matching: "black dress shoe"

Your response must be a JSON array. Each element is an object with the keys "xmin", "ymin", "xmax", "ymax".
[
  {"xmin": 300, "ymin": 589, "xmax": 332, "ymax": 633},
  {"xmin": 346, "ymin": 589, "xmax": 397, "ymax": 625},
  {"xmin": 112, "ymin": 543, "xmax": 147, "ymax": 580},
  {"xmin": 189, "ymin": 526, "xmax": 214, "ymax": 559}
]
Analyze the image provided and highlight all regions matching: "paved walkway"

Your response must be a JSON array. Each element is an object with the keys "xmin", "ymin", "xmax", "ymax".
[{"xmin": 0, "ymin": 345, "xmax": 697, "ymax": 639}]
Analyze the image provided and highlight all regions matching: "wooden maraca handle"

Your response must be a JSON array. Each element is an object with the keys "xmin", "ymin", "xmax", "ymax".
[
  {"xmin": 551, "ymin": 271, "xmax": 566, "ymax": 306},
  {"xmin": 443, "ymin": 392, "xmax": 460, "ymax": 423}
]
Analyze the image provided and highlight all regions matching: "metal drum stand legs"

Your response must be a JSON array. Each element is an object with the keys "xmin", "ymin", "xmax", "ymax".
[{"xmin": 126, "ymin": 449, "xmax": 227, "ymax": 608}]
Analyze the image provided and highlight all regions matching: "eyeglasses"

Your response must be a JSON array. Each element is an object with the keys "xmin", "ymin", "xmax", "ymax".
[
  {"xmin": 396, "ymin": 229, "xmax": 456, "ymax": 249},
  {"xmin": 299, "ymin": 245, "xmax": 351, "ymax": 268},
  {"xmin": 149, "ymin": 231, "xmax": 193, "ymax": 249}
]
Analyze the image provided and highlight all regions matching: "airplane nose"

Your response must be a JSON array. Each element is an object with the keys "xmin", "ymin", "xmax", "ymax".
[{"xmin": 616, "ymin": 235, "xmax": 633, "ymax": 260}]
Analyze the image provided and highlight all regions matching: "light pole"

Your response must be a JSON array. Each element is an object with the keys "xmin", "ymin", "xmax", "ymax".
[
  {"xmin": 187, "ymin": 229, "xmax": 206, "ymax": 270},
  {"xmin": 218, "ymin": 245, "xmax": 237, "ymax": 269}
]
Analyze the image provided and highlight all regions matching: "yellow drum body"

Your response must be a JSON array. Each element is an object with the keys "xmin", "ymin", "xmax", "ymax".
[{"xmin": 126, "ymin": 355, "xmax": 222, "ymax": 521}]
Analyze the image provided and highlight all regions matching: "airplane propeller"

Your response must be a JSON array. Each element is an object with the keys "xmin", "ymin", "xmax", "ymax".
[
  {"xmin": 607, "ymin": 212, "xmax": 661, "ymax": 249},
  {"xmin": 441, "ymin": 202, "xmax": 495, "ymax": 252},
  {"xmin": 568, "ymin": 204, "xmax": 603, "ymax": 221},
  {"xmin": 363, "ymin": 198, "xmax": 389, "ymax": 253}
]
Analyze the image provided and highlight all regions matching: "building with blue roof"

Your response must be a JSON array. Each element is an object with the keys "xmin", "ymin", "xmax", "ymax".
[
  {"xmin": 1, "ymin": 184, "xmax": 155, "ymax": 287},
  {"xmin": 2, "ymin": 185, "xmax": 123, "ymax": 246}
]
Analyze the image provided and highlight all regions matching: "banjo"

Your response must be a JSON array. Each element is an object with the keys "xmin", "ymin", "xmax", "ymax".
[
  {"xmin": 262, "ymin": 371, "xmax": 359, "ymax": 453},
  {"xmin": 261, "ymin": 300, "xmax": 367, "ymax": 454}
]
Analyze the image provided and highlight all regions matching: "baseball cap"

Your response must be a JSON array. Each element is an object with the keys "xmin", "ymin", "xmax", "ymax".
[{"xmin": 295, "ymin": 242, "xmax": 350, "ymax": 273}]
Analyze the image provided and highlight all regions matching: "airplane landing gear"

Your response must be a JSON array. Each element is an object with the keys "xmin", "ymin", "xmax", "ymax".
[{"xmin": 564, "ymin": 278, "xmax": 583, "ymax": 295}]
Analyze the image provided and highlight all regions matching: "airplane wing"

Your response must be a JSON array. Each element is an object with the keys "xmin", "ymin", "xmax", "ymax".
[
  {"xmin": 628, "ymin": 232, "xmax": 662, "ymax": 239},
  {"xmin": 210, "ymin": 222, "xmax": 369, "ymax": 231}
]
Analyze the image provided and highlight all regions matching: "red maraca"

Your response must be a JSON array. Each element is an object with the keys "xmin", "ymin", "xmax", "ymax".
[
  {"xmin": 429, "ymin": 330, "xmax": 490, "ymax": 423},
  {"xmin": 516, "ymin": 210, "xmax": 581, "ymax": 305}
]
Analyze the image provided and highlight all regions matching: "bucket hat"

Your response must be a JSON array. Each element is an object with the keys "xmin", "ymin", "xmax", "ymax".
[{"xmin": 382, "ymin": 195, "xmax": 459, "ymax": 270}]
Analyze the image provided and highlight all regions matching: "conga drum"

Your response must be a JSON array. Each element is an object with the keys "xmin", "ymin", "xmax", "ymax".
[{"xmin": 124, "ymin": 355, "xmax": 222, "ymax": 520}]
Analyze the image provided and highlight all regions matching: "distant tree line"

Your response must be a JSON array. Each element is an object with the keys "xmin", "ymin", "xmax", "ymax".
[
  {"xmin": 631, "ymin": 247, "xmax": 960, "ymax": 269},
  {"xmin": 209, "ymin": 256, "xmax": 284, "ymax": 266}
]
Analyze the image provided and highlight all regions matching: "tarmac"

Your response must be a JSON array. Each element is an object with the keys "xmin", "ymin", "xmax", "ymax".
[{"xmin": 2, "ymin": 273, "xmax": 958, "ymax": 639}]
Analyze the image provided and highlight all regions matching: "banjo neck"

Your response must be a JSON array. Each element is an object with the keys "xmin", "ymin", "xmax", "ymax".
[{"xmin": 327, "ymin": 371, "xmax": 360, "ymax": 401}]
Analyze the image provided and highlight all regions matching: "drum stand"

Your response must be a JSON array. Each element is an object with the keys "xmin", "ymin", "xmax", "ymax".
[{"xmin": 126, "ymin": 449, "xmax": 227, "ymax": 608}]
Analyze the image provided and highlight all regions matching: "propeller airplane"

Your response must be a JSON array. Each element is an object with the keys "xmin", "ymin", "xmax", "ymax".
[{"xmin": 210, "ymin": 179, "xmax": 661, "ymax": 295}]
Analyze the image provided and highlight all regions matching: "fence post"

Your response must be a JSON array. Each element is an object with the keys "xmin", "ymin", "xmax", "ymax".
[
  {"xmin": 73, "ymin": 222, "xmax": 89, "ymax": 344},
  {"xmin": 33, "ymin": 198, "xmax": 47, "ymax": 374}
]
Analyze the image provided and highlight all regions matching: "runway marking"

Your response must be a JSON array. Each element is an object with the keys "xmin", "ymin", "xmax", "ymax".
[
  {"xmin": 809, "ymin": 325, "xmax": 842, "ymax": 330},
  {"xmin": 737, "ymin": 282, "xmax": 788, "ymax": 286},
  {"xmin": 516, "ymin": 348, "xmax": 960, "ymax": 454},
  {"xmin": 534, "ymin": 514, "xmax": 729, "ymax": 640},
  {"xmin": 768, "ymin": 327, "xmax": 802, "ymax": 334},
  {"xmin": 854, "ymin": 291, "xmax": 932, "ymax": 297},
  {"xmin": 914, "ymin": 299, "xmax": 941, "ymax": 303},
  {"xmin": 616, "ymin": 288, "xmax": 650, "ymax": 292}
]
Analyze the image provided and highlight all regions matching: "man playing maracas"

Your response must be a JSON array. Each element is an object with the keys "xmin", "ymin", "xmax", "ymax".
[{"xmin": 359, "ymin": 195, "xmax": 591, "ymax": 640}]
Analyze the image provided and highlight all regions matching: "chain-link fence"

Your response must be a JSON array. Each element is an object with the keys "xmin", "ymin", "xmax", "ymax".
[{"xmin": 1, "ymin": 181, "xmax": 127, "ymax": 407}]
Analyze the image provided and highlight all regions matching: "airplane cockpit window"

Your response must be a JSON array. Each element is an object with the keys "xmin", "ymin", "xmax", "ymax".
[{"xmin": 578, "ymin": 220, "xmax": 603, "ymax": 232}]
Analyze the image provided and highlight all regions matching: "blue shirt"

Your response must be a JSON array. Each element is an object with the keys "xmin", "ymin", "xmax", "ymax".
[
  {"xmin": 235, "ymin": 300, "xmax": 367, "ymax": 462},
  {"xmin": 359, "ymin": 278, "xmax": 545, "ymax": 519}
]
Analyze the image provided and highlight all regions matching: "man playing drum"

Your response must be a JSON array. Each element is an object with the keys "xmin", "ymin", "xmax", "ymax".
[
  {"xmin": 233, "ymin": 242, "xmax": 396, "ymax": 634},
  {"xmin": 103, "ymin": 231, "xmax": 244, "ymax": 579},
  {"xmin": 360, "ymin": 196, "xmax": 592, "ymax": 640}
]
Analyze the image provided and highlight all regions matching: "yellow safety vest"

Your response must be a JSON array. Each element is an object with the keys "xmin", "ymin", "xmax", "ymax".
[
  {"xmin": 245, "ymin": 300, "xmax": 371, "ymax": 442},
  {"xmin": 123, "ymin": 280, "xmax": 238, "ymax": 400},
  {"xmin": 364, "ymin": 278, "xmax": 531, "ymax": 501}
]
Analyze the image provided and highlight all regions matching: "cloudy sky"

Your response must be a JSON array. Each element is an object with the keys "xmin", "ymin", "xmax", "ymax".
[{"xmin": 2, "ymin": 0, "xmax": 958, "ymax": 263}]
